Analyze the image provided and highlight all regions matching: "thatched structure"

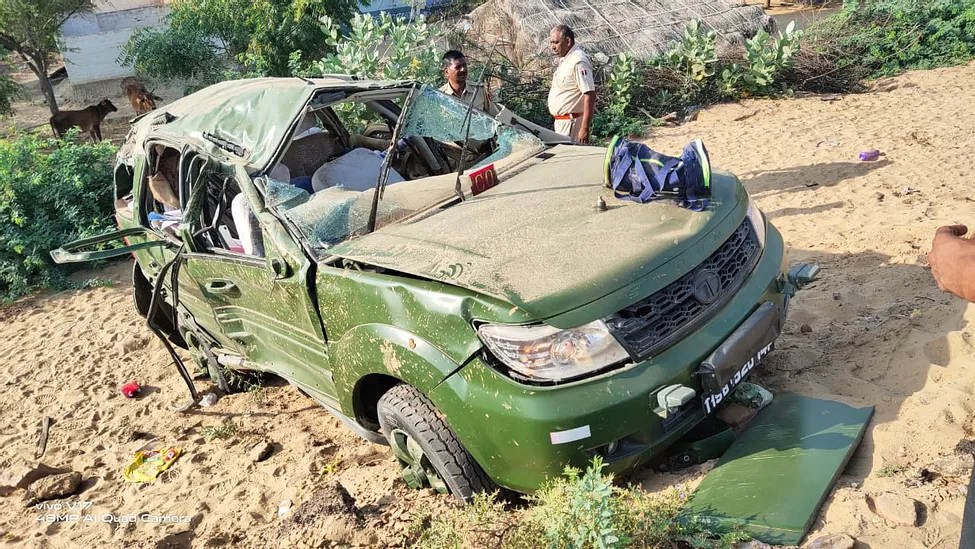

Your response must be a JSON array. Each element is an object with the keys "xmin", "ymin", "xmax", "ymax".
[{"xmin": 467, "ymin": 0, "xmax": 773, "ymax": 70}]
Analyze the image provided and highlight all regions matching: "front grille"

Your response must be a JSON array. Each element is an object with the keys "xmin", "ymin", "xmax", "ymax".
[{"xmin": 606, "ymin": 220, "xmax": 761, "ymax": 360}]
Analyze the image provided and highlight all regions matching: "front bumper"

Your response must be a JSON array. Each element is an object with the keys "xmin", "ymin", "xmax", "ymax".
[{"xmin": 430, "ymin": 224, "xmax": 799, "ymax": 493}]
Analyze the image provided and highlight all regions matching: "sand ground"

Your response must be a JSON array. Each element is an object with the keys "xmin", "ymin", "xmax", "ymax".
[{"xmin": 2, "ymin": 59, "xmax": 975, "ymax": 548}]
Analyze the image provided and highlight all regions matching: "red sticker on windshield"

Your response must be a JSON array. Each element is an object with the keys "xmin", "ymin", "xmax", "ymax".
[{"xmin": 470, "ymin": 164, "xmax": 498, "ymax": 196}]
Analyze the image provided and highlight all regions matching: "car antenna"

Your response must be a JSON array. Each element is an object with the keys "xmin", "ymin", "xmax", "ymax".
[
  {"xmin": 452, "ymin": 31, "xmax": 510, "ymax": 201},
  {"xmin": 296, "ymin": 75, "xmax": 316, "ymax": 85},
  {"xmin": 367, "ymin": 83, "xmax": 419, "ymax": 234}
]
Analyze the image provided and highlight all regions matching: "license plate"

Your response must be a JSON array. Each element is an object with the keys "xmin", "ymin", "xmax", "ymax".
[{"xmin": 700, "ymin": 302, "xmax": 780, "ymax": 416}]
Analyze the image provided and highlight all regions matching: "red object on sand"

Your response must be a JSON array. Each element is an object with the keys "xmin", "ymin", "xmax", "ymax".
[{"xmin": 121, "ymin": 381, "xmax": 141, "ymax": 398}]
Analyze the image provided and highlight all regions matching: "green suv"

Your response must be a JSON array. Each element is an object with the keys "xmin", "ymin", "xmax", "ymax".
[{"xmin": 54, "ymin": 78, "xmax": 815, "ymax": 500}]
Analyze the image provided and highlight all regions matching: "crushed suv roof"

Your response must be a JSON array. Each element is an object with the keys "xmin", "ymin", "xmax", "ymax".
[{"xmin": 120, "ymin": 77, "xmax": 415, "ymax": 171}]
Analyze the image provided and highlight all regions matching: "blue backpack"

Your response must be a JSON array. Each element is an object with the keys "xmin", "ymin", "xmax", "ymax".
[{"xmin": 603, "ymin": 135, "xmax": 712, "ymax": 212}]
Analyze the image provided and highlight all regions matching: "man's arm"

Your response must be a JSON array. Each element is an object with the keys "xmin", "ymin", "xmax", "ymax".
[
  {"xmin": 577, "ymin": 91, "xmax": 595, "ymax": 143},
  {"xmin": 573, "ymin": 60, "xmax": 597, "ymax": 144},
  {"xmin": 929, "ymin": 225, "xmax": 975, "ymax": 302}
]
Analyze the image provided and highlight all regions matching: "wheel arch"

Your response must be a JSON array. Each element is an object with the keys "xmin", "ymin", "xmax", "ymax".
[
  {"xmin": 330, "ymin": 324, "xmax": 468, "ymax": 420},
  {"xmin": 353, "ymin": 373, "xmax": 403, "ymax": 431}
]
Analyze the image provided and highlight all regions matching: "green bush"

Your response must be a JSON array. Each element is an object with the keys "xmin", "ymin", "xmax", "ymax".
[
  {"xmin": 0, "ymin": 73, "xmax": 20, "ymax": 117},
  {"xmin": 120, "ymin": 0, "xmax": 361, "ymax": 83},
  {"xmin": 302, "ymin": 12, "xmax": 443, "ymax": 131},
  {"xmin": 722, "ymin": 21, "xmax": 802, "ymax": 97},
  {"xmin": 0, "ymin": 131, "xmax": 117, "ymax": 301},
  {"xmin": 411, "ymin": 457, "xmax": 749, "ymax": 549},
  {"xmin": 808, "ymin": 0, "xmax": 975, "ymax": 78},
  {"xmin": 120, "ymin": 24, "xmax": 224, "ymax": 83},
  {"xmin": 591, "ymin": 53, "xmax": 648, "ymax": 141}
]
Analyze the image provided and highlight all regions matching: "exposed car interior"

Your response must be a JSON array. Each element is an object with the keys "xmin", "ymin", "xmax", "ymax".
[
  {"xmin": 268, "ymin": 88, "xmax": 499, "ymax": 192},
  {"xmin": 258, "ymin": 86, "xmax": 546, "ymax": 256},
  {"xmin": 136, "ymin": 85, "xmax": 546, "ymax": 260}
]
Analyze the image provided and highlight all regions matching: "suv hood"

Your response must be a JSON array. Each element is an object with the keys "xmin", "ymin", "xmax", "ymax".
[{"xmin": 327, "ymin": 145, "xmax": 745, "ymax": 320}]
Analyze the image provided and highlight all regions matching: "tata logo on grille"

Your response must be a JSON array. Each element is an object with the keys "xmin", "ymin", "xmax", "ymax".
[{"xmin": 692, "ymin": 271, "xmax": 722, "ymax": 304}]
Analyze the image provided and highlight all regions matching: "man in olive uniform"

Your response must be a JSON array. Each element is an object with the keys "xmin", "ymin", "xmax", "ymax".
[
  {"xmin": 440, "ymin": 50, "xmax": 500, "ymax": 116},
  {"xmin": 547, "ymin": 25, "xmax": 596, "ymax": 143}
]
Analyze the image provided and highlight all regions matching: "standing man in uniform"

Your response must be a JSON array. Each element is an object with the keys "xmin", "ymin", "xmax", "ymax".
[
  {"xmin": 547, "ymin": 25, "xmax": 596, "ymax": 143},
  {"xmin": 440, "ymin": 50, "xmax": 500, "ymax": 116}
]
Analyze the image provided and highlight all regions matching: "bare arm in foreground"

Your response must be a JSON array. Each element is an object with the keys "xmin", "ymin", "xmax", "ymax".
[{"xmin": 928, "ymin": 225, "xmax": 975, "ymax": 303}]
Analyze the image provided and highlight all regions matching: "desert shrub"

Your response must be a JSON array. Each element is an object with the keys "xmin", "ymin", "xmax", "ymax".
[
  {"xmin": 721, "ymin": 22, "xmax": 802, "ymax": 97},
  {"xmin": 0, "ymin": 73, "xmax": 20, "ymax": 117},
  {"xmin": 807, "ymin": 0, "xmax": 975, "ymax": 78},
  {"xmin": 308, "ymin": 12, "xmax": 441, "ymax": 82},
  {"xmin": 411, "ymin": 457, "xmax": 749, "ymax": 549},
  {"xmin": 302, "ymin": 12, "xmax": 443, "ymax": 131},
  {"xmin": 0, "ymin": 131, "xmax": 117, "ymax": 301},
  {"xmin": 593, "ymin": 53, "xmax": 648, "ymax": 139}
]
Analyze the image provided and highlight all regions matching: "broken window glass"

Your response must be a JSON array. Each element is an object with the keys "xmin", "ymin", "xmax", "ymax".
[
  {"xmin": 272, "ymin": 84, "xmax": 546, "ymax": 255},
  {"xmin": 265, "ymin": 177, "xmax": 309, "ymax": 210},
  {"xmin": 400, "ymin": 85, "xmax": 544, "ymax": 170}
]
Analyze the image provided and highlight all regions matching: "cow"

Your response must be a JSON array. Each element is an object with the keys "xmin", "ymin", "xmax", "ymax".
[
  {"xmin": 49, "ymin": 99, "xmax": 118, "ymax": 142},
  {"xmin": 121, "ymin": 77, "xmax": 162, "ymax": 115}
]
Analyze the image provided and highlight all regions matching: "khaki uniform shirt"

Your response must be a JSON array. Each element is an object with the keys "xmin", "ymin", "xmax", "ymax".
[
  {"xmin": 439, "ymin": 82, "xmax": 500, "ymax": 116},
  {"xmin": 547, "ymin": 45, "xmax": 596, "ymax": 116}
]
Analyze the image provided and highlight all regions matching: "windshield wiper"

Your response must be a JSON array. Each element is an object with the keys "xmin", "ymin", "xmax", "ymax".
[{"xmin": 367, "ymin": 83, "xmax": 418, "ymax": 234}]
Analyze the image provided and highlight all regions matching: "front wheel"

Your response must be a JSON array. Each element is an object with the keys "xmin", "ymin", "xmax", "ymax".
[{"xmin": 377, "ymin": 384, "xmax": 495, "ymax": 502}]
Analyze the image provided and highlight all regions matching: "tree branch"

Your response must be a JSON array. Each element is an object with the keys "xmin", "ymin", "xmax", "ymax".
[{"xmin": 0, "ymin": 33, "xmax": 24, "ymax": 54}]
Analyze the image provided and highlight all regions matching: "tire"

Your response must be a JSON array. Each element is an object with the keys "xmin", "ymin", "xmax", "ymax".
[{"xmin": 377, "ymin": 384, "xmax": 495, "ymax": 502}]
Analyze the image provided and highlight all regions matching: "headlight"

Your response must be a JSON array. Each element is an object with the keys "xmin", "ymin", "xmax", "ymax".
[
  {"xmin": 477, "ymin": 320, "xmax": 630, "ymax": 382},
  {"xmin": 746, "ymin": 196, "xmax": 767, "ymax": 249}
]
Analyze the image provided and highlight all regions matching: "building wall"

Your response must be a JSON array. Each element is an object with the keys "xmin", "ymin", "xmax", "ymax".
[
  {"xmin": 358, "ymin": 0, "xmax": 450, "ymax": 16},
  {"xmin": 61, "ymin": 4, "xmax": 169, "ymax": 85},
  {"xmin": 90, "ymin": 0, "xmax": 168, "ymax": 14}
]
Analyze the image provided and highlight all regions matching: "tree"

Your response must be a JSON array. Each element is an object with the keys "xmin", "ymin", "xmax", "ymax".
[
  {"xmin": 0, "ymin": 72, "xmax": 20, "ymax": 116},
  {"xmin": 0, "ymin": 0, "xmax": 93, "ymax": 115},
  {"xmin": 120, "ymin": 0, "xmax": 362, "ymax": 82}
]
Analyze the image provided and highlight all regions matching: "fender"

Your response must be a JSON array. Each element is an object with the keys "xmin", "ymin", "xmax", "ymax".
[{"xmin": 328, "ymin": 323, "xmax": 466, "ymax": 418}]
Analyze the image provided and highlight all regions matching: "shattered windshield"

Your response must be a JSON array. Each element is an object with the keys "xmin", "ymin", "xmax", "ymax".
[{"xmin": 271, "ymin": 84, "xmax": 545, "ymax": 254}]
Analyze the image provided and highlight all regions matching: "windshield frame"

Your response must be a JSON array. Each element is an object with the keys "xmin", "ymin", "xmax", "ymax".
[{"xmin": 261, "ymin": 82, "xmax": 550, "ymax": 259}]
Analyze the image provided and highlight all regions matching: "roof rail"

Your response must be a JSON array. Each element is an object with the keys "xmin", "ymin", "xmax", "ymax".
[{"xmin": 315, "ymin": 74, "xmax": 360, "ymax": 81}]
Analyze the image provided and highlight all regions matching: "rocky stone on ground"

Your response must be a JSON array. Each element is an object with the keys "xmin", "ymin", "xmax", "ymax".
[
  {"xmin": 932, "ymin": 453, "xmax": 974, "ymax": 477},
  {"xmin": 24, "ymin": 471, "xmax": 81, "ymax": 505},
  {"xmin": 736, "ymin": 541, "xmax": 772, "ymax": 549},
  {"xmin": 0, "ymin": 460, "xmax": 68, "ymax": 496},
  {"xmin": 249, "ymin": 441, "xmax": 274, "ymax": 463},
  {"xmin": 870, "ymin": 492, "xmax": 919, "ymax": 526},
  {"xmin": 803, "ymin": 533, "xmax": 855, "ymax": 549},
  {"xmin": 264, "ymin": 480, "xmax": 367, "ymax": 547}
]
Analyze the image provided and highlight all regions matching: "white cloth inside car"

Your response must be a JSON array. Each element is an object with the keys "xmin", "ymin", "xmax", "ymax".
[
  {"xmin": 311, "ymin": 147, "xmax": 405, "ymax": 193},
  {"xmin": 231, "ymin": 194, "xmax": 256, "ymax": 255}
]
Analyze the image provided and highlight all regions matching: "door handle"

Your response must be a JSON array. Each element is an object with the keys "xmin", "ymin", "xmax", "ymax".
[
  {"xmin": 269, "ymin": 257, "xmax": 291, "ymax": 280},
  {"xmin": 205, "ymin": 279, "xmax": 238, "ymax": 295}
]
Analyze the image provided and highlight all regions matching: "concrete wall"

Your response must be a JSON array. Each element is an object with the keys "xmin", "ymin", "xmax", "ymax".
[
  {"xmin": 90, "ymin": 0, "xmax": 167, "ymax": 14},
  {"xmin": 358, "ymin": 0, "xmax": 450, "ymax": 16},
  {"xmin": 61, "ymin": 4, "xmax": 169, "ymax": 85}
]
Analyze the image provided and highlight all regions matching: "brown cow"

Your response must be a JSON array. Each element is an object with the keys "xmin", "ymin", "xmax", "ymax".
[
  {"xmin": 49, "ymin": 99, "xmax": 118, "ymax": 142},
  {"xmin": 121, "ymin": 77, "xmax": 161, "ymax": 115}
]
